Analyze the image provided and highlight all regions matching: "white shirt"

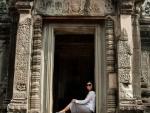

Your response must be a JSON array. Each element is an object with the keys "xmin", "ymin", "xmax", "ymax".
[{"xmin": 75, "ymin": 91, "xmax": 96, "ymax": 112}]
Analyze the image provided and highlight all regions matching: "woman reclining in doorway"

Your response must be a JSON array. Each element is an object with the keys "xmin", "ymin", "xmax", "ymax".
[{"xmin": 57, "ymin": 81, "xmax": 96, "ymax": 113}]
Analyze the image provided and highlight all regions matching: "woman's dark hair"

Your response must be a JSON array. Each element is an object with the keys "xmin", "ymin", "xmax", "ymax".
[{"xmin": 86, "ymin": 81, "xmax": 93, "ymax": 85}]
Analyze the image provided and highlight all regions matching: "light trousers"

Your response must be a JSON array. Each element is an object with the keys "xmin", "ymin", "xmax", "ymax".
[{"xmin": 68, "ymin": 101, "xmax": 92, "ymax": 113}]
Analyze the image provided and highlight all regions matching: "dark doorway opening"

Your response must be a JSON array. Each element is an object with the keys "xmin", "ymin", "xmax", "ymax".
[{"xmin": 53, "ymin": 34, "xmax": 95, "ymax": 112}]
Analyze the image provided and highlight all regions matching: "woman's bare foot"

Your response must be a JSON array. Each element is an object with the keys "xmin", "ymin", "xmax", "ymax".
[{"xmin": 59, "ymin": 105, "xmax": 69, "ymax": 113}]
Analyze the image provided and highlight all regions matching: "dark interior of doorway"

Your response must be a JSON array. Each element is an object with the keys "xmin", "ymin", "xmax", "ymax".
[{"xmin": 53, "ymin": 34, "xmax": 95, "ymax": 112}]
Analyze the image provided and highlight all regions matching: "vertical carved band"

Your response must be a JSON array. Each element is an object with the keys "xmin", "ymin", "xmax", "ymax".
[
  {"xmin": 105, "ymin": 18, "xmax": 115, "ymax": 73},
  {"xmin": 118, "ymin": 29, "xmax": 132, "ymax": 100},
  {"xmin": 105, "ymin": 18, "xmax": 117, "ymax": 113},
  {"xmin": 8, "ymin": 14, "xmax": 32, "ymax": 112},
  {"xmin": 117, "ymin": 27, "xmax": 143, "ymax": 110},
  {"xmin": 30, "ymin": 15, "xmax": 42, "ymax": 113}
]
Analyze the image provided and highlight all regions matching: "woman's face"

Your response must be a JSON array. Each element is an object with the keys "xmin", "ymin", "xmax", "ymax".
[{"xmin": 86, "ymin": 82, "xmax": 93, "ymax": 91}]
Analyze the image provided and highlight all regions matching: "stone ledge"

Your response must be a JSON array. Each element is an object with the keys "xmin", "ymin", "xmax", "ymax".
[
  {"xmin": 7, "ymin": 102, "xmax": 27, "ymax": 112},
  {"xmin": 120, "ymin": 99, "xmax": 144, "ymax": 111}
]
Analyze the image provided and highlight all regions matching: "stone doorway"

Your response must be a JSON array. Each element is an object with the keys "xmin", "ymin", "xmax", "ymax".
[
  {"xmin": 42, "ymin": 24, "xmax": 106, "ymax": 113},
  {"xmin": 53, "ymin": 34, "xmax": 95, "ymax": 112}
]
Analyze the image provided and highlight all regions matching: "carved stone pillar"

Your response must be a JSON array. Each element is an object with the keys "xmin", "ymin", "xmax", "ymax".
[
  {"xmin": 118, "ymin": 0, "xmax": 144, "ymax": 111},
  {"xmin": 7, "ymin": 1, "xmax": 33, "ymax": 112},
  {"xmin": 29, "ymin": 15, "xmax": 42, "ymax": 113},
  {"xmin": 118, "ymin": 27, "xmax": 134, "ymax": 110},
  {"xmin": 105, "ymin": 18, "xmax": 117, "ymax": 113}
]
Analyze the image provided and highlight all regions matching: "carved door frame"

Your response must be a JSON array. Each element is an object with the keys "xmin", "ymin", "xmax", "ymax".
[{"xmin": 41, "ymin": 23, "xmax": 106, "ymax": 113}]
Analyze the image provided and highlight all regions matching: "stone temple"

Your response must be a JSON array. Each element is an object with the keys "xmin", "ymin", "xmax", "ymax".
[{"xmin": 0, "ymin": 0, "xmax": 150, "ymax": 113}]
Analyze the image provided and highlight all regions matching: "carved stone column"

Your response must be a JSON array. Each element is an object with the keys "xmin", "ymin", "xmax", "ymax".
[
  {"xmin": 7, "ymin": 1, "xmax": 33, "ymax": 112},
  {"xmin": 118, "ymin": 27, "xmax": 134, "ymax": 110},
  {"xmin": 118, "ymin": 0, "xmax": 144, "ymax": 111},
  {"xmin": 29, "ymin": 15, "xmax": 42, "ymax": 113},
  {"xmin": 105, "ymin": 18, "xmax": 117, "ymax": 113}
]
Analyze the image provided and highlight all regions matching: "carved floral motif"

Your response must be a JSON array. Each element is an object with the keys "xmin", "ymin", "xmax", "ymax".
[
  {"xmin": 7, "ymin": 12, "xmax": 32, "ymax": 112},
  {"xmin": 141, "ymin": 50, "xmax": 150, "ymax": 85},
  {"xmin": 0, "ymin": 0, "xmax": 8, "ymax": 14},
  {"xmin": 118, "ymin": 54, "xmax": 130, "ymax": 69},
  {"xmin": 119, "ymin": 69, "xmax": 131, "ymax": 83},
  {"xmin": 35, "ymin": 0, "xmax": 113, "ymax": 16},
  {"xmin": 142, "ymin": 0, "xmax": 150, "ymax": 16},
  {"xmin": 16, "ymin": 82, "xmax": 26, "ymax": 91},
  {"xmin": 30, "ymin": 16, "xmax": 42, "ymax": 113},
  {"xmin": 118, "ymin": 29, "xmax": 133, "ymax": 100},
  {"xmin": 14, "ymin": 18, "xmax": 31, "ymax": 94}
]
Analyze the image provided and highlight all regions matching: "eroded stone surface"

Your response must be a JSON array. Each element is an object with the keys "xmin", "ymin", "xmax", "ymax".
[{"xmin": 35, "ymin": 0, "xmax": 114, "ymax": 16}]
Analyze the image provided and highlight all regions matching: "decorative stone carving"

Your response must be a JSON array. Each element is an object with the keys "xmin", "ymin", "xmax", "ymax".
[
  {"xmin": 8, "ymin": 15, "xmax": 32, "ymax": 112},
  {"xmin": 105, "ymin": 19, "xmax": 117, "ymax": 113},
  {"xmin": 120, "ymin": 84, "xmax": 133, "ymax": 99},
  {"xmin": 118, "ymin": 41, "xmax": 131, "ymax": 54},
  {"xmin": 141, "ymin": 50, "xmax": 150, "ymax": 86},
  {"xmin": 118, "ymin": 54, "xmax": 130, "ymax": 69},
  {"xmin": 16, "ymin": 82, "xmax": 26, "ymax": 91},
  {"xmin": 119, "ymin": 69, "xmax": 131, "ymax": 83},
  {"xmin": 0, "ymin": 0, "xmax": 8, "ymax": 14},
  {"xmin": 14, "ymin": 17, "xmax": 31, "ymax": 93},
  {"xmin": 118, "ymin": 14, "xmax": 144, "ymax": 109},
  {"xmin": 142, "ymin": 0, "xmax": 150, "ymax": 16},
  {"xmin": 30, "ymin": 15, "xmax": 42, "ymax": 113},
  {"xmin": 105, "ymin": 0, "xmax": 114, "ymax": 13},
  {"xmin": 35, "ymin": 0, "xmax": 114, "ymax": 16},
  {"xmin": 105, "ymin": 18, "xmax": 115, "ymax": 72},
  {"xmin": 118, "ymin": 29, "xmax": 132, "ymax": 70},
  {"xmin": 118, "ymin": 28, "xmax": 135, "ymax": 109},
  {"xmin": 121, "ymin": 0, "xmax": 134, "ymax": 14}
]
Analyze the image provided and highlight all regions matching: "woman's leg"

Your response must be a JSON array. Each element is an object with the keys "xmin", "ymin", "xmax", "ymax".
[
  {"xmin": 59, "ymin": 101, "xmax": 92, "ymax": 113},
  {"xmin": 70, "ymin": 103, "xmax": 92, "ymax": 113},
  {"xmin": 59, "ymin": 101, "xmax": 74, "ymax": 112}
]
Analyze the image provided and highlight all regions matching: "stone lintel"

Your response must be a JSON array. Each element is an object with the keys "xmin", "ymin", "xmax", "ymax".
[{"xmin": 15, "ymin": 1, "xmax": 32, "ymax": 14}]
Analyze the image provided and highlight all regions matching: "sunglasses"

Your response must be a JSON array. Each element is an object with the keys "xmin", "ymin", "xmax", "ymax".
[{"xmin": 86, "ymin": 84, "xmax": 92, "ymax": 86}]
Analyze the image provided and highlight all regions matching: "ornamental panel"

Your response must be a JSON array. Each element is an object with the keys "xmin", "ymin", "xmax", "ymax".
[
  {"xmin": 142, "ymin": 0, "xmax": 150, "ymax": 16},
  {"xmin": 35, "ymin": 0, "xmax": 114, "ymax": 16}
]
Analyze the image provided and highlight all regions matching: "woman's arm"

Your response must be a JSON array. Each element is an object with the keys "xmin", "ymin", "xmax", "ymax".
[{"xmin": 75, "ymin": 92, "xmax": 93, "ymax": 104}]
